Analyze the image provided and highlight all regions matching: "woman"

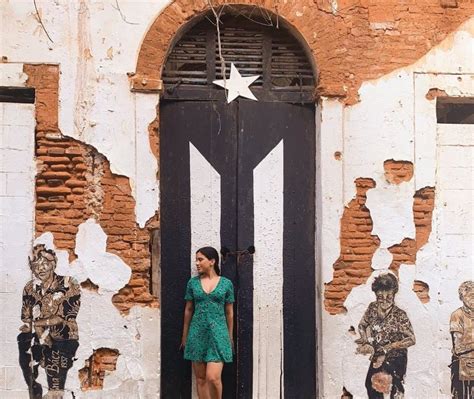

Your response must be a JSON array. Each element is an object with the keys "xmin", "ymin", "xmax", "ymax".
[
  {"xmin": 181, "ymin": 246, "xmax": 235, "ymax": 399},
  {"xmin": 356, "ymin": 273, "xmax": 416, "ymax": 399}
]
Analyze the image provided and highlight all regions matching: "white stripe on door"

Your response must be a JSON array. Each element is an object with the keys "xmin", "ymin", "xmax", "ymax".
[
  {"xmin": 190, "ymin": 142, "xmax": 222, "ymax": 276},
  {"xmin": 253, "ymin": 140, "xmax": 284, "ymax": 398},
  {"xmin": 189, "ymin": 142, "xmax": 222, "ymax": 399}
]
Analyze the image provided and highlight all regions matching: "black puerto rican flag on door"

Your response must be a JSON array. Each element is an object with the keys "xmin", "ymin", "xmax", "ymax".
[{"xmin": 158, "ymin": 10, "xmax": 317, "ymax": 399}]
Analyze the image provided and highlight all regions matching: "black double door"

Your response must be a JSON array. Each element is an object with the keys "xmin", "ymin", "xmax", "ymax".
[{"xmin": 160, "ymin": 99, "xmax": 316, "ymax": 398}]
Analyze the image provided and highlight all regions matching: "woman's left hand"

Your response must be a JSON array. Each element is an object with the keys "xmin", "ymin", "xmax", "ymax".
[{"xmin": 179, "ymin": 336, "xmax": 186, "ymax": 351}]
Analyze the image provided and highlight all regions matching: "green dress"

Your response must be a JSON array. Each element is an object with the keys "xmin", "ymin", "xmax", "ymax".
[{"xmin": 184, "ymin": 276, "xmax": 234, "ymax": 363}]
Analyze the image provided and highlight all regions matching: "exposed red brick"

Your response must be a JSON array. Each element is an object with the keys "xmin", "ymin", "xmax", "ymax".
[
  {"xmin": 388, "ymin": 186, "xmax": 435, "ymax": 272},
  {"xmin": 132, "ymin": 0, "xmax": 473, "ymax": 105},
  {"xmin": 96, "ymin": 160, "xmax": 159, "ymax": 312},
  {"xmin": 79, "ymin": 348, "xmax": 120, "ymax": 390},
  {"xmin": 388, "ymin": 237, "xmax": 416, "ymax": 272},
  {"xmin": 25, "ymin": 64, "xmax": 159, "ymax": 313},
  {"xmin": 324, "ymin": 178, "xmax": 380, "ymax": 314},
  {"xmin": 23, "ymin": 64, "xmax": 59, "ymax": 133},
  {"xmin": 384, "ymin": 160, "xmax": 414, "ymax": 184},
  {"xmin": 426, "ymin": 88, "xmax": 448, "ymax": 100},
  {"xmin": 414, "ymin": 187, "xmax": 435, "ymax": 249},
  {"xmin": 440, "ymin": 0, "xmax": 458, "ymax": 8},
  {"xmin": 148, "ymin": 116, "xmax": 160, "ymax": 165}
]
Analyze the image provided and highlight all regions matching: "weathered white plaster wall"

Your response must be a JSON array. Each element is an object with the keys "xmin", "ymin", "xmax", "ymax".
[
  {"xmin": 1, "ymin": 0, "xmax": 167, "ymax": 227},
  {"xmin": 33, "ymin": 222, "xmax": 160, "ymax": 398},
  {"xmin": 1, "ymin": 1, "xmax": 169, "ymax": 395},
  {"xmin": 1, "ymin": 1, "xmax": 473, "ymax": 397},
  {"xmin": 0, "ymin": 102, "xmax": 36, "ymax": 398},
  {"xmin": 320, "ymin": 19, "xmax": 474, "ymax": 398}
]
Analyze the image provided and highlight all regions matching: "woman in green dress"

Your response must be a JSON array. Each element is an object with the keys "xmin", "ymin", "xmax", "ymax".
[{"xmin": 181, "ymin": 246, "xmax": 235, "ymax": 399}]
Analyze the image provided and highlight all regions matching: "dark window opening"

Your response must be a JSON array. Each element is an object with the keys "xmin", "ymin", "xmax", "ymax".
[
  {"xmin": 0, "ymin": 87, "xmax": 35, "ymax": 104},
  {"xmin": 437, "ymin": 97, "xmax": 474, "ymax": 124}
]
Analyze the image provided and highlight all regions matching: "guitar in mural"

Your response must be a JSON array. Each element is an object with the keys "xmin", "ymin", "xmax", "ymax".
[
  {"xmin": 450, "ymin": 281, "xmax": 474, "ymax": 399},
  {"xmin": 355, "ymin": 273, "xmax": 416, "ymax": 399},
  {"xmin": 17, "ymin": 244, "xmax": 81, "ymax": 399}
]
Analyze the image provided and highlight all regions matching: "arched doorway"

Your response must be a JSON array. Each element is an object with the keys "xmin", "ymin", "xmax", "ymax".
[{"xmin": 159, "ymin": 7, "xmax": 317, "ymax": 398}]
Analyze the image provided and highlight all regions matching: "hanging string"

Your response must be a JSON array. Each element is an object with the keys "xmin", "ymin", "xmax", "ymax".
[
  {"xmin": 207, "ymin": 1, "xmax": 227, "ymax": 91},
  {"xmin": 33, "ymin": 0, "xmax": 54, "ymax": 43}
]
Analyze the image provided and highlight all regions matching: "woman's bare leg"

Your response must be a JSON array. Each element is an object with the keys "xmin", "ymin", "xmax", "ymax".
[
  {"xmin": 193, "ymin": 362, "xmax": 209, "ymax": 399},
  {"xmin": 206, "ymin": 362, "xmax": 224, "ymax": 399}
]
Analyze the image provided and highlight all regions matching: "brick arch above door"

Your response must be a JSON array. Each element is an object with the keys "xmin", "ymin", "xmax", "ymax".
[{"xmin": 130, "ymin": 0, "xmax": 473, "ymax": 105}]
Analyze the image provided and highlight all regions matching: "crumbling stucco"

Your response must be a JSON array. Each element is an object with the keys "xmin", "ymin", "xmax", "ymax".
[
  {"xmin": 31, "ymin": 230, "xmax": 160, "ymax": 397},
  {"xmin": 324, "ymin": 177, "xmax": 380, "ymax": 315},
  {"xmin": 383, "ymin": 159, "xmax": 414, "ymax": 185},
  {"xmin": 79, "ymin": 348, "xmax": 120, "ymax": 390},
  {"xmin": 320, "ymin": 21, "xmax": 473, "ymax": 398},
  {"xmin": 324, "ymin": 173, "xmax": 436, "ymax": 312},
  {"xmin": 1, "ymin": 2, "xmax": 472, "ymax": 397},
  {"xmin": 23, "ymin": 64, "xmax": 158, "ymax": 313},
  {"xmin": 133, "ymin": 0, "xmax": 474, "ymax": 105}
]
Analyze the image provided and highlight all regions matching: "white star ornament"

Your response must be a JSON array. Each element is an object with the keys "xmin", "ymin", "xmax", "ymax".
[{"xmin": 213, "ymin": 63, "xmax": 259, "ymax": 103}]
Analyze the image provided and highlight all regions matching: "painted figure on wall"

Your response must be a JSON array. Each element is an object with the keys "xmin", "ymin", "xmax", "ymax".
[
  {"xmin": 355, "ymin": 273, "xmax": 416, "ymax": 399},
  {"xmin": 450, "ymin": 280, "xmax": 474, "ymax": 399},
  {"xmin": 17, "ymin": 244, "xmax": 81, "ymax": 399}
]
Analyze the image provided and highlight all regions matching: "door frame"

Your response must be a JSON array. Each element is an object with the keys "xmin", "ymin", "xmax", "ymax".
[
  {"xmin": 158, "ymin": 98, "xmax": 319, "ymax": 397},
  {"xmin": 152, "ymin": 6, "xmax": 321, "ymax": 398}
]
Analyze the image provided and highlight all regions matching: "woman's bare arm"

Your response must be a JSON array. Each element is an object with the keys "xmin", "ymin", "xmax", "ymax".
[
  {"xmin": 181, "ymin": 300, "xmax": 194, "ymax": 349},
  {"xmin": 225, "ymin": 303, "xmax": 234, "ymax": 344}
]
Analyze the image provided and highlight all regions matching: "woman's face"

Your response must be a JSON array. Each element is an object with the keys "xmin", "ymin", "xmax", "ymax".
[
  {"xmin": 375, "ymin": 289, "xmax": 395, "ymax": 310},
  {"xmin": 195, "ymin": 252, "xmax": 215, "ymax": 275}
]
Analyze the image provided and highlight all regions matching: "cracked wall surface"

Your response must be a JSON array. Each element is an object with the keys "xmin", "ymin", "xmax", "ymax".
[
  {"xmin": 24, "ymin": 64, "xmax": 158, "ymax": 313},
  {"xmin": 79, "ymin": 348, "xmax": 120, "ymax": 390},
  {"xmin": 324, "ymin": 177, "xmax": 380, "ymax": 315},
  {"xmin": 0, "ymin": 1, "xmax": 473, "ymax": 397},
  {"xmin": 133, "ymin": 0, "xmax": 474, "ymax": 104},
  {"xmin": 320, "ymin": 21, "xmax": 473, "ymax": 398}
]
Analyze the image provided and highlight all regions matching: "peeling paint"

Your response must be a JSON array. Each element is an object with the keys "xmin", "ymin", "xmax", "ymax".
[
  {"xmin": 70, "ymin": 218, "xmax": 131, "ymax": 294},
  {"xmin": 321, "ymin": 22, "xmax": 473, "ymax": 398},
  {"xmin": 79, "ymin": 348, "xmax": 120, "ymax": 390},
  {"xmin": 1, "ymin": 2, "xmax": 473, "ymax": 397}
]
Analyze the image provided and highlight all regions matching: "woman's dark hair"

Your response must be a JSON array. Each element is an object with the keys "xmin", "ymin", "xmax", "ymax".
[
  {"xmin": 371, "ymin": 273, "xmax": 398, "ymax": 294},
  {"xmin": 196, "ymin": 246, "xmax": 221, "ymax": 275}
]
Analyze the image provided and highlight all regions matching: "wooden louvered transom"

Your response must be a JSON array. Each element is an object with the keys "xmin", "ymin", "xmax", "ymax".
[{"xmin": 162, "ymin": 12, "xmax": 316, "ymax": 102}]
